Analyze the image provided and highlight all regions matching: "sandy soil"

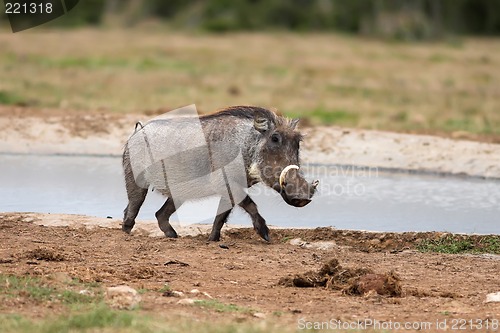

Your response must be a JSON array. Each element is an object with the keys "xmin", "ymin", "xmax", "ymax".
[
  {"xmin": 1, "ymin": 105, "xmax": 500, "ymax": 178},
  {"xmin": 0, "ymin": 213, "xmax": 499, "ymax": 332}
]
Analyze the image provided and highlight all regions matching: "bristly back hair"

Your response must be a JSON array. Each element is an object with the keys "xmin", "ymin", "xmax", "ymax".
[
  {"xmin": 202, "ymin": 105, "xmax": 275, "ymax": 122},
  {"xmin": 202, "ymin": 105, "xmax": 301, "ymax": 136}
]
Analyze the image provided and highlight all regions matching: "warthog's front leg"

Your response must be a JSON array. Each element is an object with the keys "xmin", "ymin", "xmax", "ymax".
[
  {"xmin": 239, "ymin": 195, "xmax": 270, "ymax": 242},
  {"xmin": 208, "ymin": 210, "xmax": 231, "ymax": 242},
  {"xmin": 155, "ymin": 198, "xmax": 178, "ymax": 238}
]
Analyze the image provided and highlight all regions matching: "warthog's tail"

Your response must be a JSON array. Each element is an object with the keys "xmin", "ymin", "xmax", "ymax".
[{"xmin": 134, "ymin": 121, "xmax": 144, "ymax": 133}]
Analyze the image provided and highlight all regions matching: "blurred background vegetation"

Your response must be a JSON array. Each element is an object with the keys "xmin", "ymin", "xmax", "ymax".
[
  {"xmin": 2, "ymin": 0, "xmax": 500, "ymax": 38},
  {"xmin": 0, "ymin": 0, "xmax": 499, "ymax": 140}
]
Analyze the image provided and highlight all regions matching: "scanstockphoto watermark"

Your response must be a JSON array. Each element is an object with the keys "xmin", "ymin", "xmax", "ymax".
[
  {"xmin": 297, "ymin": 318, "xmax": 499, "ymax": 331},
  {"xmin": 297, "ymin": 318, "xmax": 433, "ymax": 331},
  {"xmin": 307, "ymin": 164, "xmax": 379, "ymax": 197}
]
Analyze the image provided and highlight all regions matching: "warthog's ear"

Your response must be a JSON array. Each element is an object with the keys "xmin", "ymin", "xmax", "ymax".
[
  {"xmin": 290, "ymin": 118, "xmax": 300, "ymax": 130},
  {"xmin": 254, "ymin": 115, "xmax": 271, "ymax": 133}
]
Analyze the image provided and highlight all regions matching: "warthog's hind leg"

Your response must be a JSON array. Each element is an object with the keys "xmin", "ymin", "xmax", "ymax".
[
  {"xmin": 239, "ymin": 196, "xmax": 270, "ymax": 242},
  {"xmin": 122, "ymin": 185, "xmax": 147, "ymax": 234},
  {"xmin": 156, "ymin": 198, "xmax": 178, "ymax": 238}
]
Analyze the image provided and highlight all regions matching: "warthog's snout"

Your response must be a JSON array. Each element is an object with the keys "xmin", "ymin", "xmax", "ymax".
[
  {"xmin": 289, "ymin": 198, "xmax": 311, "ymax": 207},
  {"xmin": 278, "ymin": 165, "xmax": 319, "ymax": 208}
]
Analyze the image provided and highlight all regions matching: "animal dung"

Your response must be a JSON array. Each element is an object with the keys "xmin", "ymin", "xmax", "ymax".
[
  {"xmin": 25, "ymin": 247, "xmax": 65, "ymax": 262},
  {"xmin": 279, "ymin": 258, "xmax": 402, "ymax": 297},
  {"xmin": 346, "ymin": 272, "xmax": 402, "ymax": 297}
]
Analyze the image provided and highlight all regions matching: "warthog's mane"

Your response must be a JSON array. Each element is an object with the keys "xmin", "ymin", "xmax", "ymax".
[
  {"xmin": 202, "ymin": 105, "xmax": 303, "ymax": 141},
  {"xmin": 203, "ymin": 105, "xmax": 271, "ymax": 121}
]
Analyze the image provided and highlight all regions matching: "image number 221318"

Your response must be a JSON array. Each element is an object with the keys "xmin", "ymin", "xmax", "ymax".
[{"xmin": 5, "ymin": 2, "xmax": 53, "ymax": 14}]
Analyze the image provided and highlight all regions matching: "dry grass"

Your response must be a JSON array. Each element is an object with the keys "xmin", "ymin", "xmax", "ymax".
[{"xmin": 0, "ymin": 28, "xmax": 499, "ymax": 139}]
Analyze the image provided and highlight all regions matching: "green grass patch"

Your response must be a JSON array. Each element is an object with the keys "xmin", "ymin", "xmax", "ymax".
[
  {"xmin": 0, "ymin": 304, "xmax": 145, "ymax": 333},
  {"xmin": 417, "ymin": 235, "xmax": 500, "ymax": 255},
  {"xmin": 0, "ymin": 90, "xmax": 26, "ymax": 106},
  {"xmin": 46, "ymin": 304, "xmax": 137, "ymax": 332},
  {"xmin": 0, "ymin": 305, "xmax": 291, "ymax": 333},
  {"xmin": 442, "ymin": 117, "xmax": 500, "ymax": 136},
  {"xmin": 1, "ymin": 275, "xmax": 56, "ymax": 302},
  {"xmin": 194, "ymin": 299, "xmax": 255, "ymax": 314},
  {"xmin": 0, "ymin": 274, "xmax": 102, "ymax": 304}
]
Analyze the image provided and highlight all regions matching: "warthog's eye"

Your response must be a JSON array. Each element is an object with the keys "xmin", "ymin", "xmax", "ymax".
[{"xmin": 271, "ymin": 133, "xmax": 281, "ymax": 144}]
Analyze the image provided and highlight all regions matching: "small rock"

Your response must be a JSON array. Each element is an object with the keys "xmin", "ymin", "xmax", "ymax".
[
  {"xmin": 289, "ymin": 238, "xmax": 306, "ymax": 246},
  {"xmin": 219, "ymin": 244, "xmax": 229, "ymax": 249},
  {"xmin": 190, "ymin": 289, "xmax": 200, "ymax": 294},
  {"xmin": 289, "ymin": 238, "xmax": 336, "ymax": 250},
  {"xmin": 79, "ymin": 289, "xmax": 93, "ymax": 296},
  {"xmin": 369, "ymin": 239, "xmax": 381, "ymax": 246},
  {"xmin": 253, "ymin": 312, "xmax": 266, "ymax": 319},
  {"xmin": 485, "ymin": 292, "xmax": 500, "ymax": 303},
  {"xmin": 105, "ymin": 286, "xmax": 141, "ymax": 310},
  {"xmin": 177, "ymin": 298, "xmax": 196, "ymax": 305}
]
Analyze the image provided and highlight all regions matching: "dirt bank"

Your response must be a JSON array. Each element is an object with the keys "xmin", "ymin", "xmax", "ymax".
[
  {"xmin": 1, "ymin": 106, "xmax": 499, "ymax": 178},
  {"xmin": 0, "ymin": 213, "xmax": 499, "ymax": 331}
]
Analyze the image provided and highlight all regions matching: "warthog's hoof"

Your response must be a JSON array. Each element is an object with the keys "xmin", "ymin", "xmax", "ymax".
[
  {"xmin": 164, "ymin": 230, "xmax": 178, "ymax": 238},
  {"xmin": 255, "ymin": 226, "xmax": 270, "ymax": 242},
  {"xmin": 122, "ymin": 225, "xmax": 133, "ymax": 234},
  {"xmin": 207, "ymin": 234, "xmax": 220, "ymax": 242}
]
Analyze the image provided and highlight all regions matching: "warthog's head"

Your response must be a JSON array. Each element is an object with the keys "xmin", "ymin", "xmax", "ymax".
[{"xmin": 247, "ymin": 109, "xmax": 319, "ymax": 207}]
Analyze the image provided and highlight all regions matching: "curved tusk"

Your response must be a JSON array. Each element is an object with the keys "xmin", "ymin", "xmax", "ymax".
[{"xmin": 279, "ymin": 165, "xmax": 299, "ymax": 188}]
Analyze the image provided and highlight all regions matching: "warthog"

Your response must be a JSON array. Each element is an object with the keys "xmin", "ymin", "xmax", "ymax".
[{"xmin": 122, "ymin": 106, "xmax": 318, "ymax": 241}]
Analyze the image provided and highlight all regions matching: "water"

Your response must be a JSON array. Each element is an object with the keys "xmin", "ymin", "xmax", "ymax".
[{"xmin": 1, "ymin": 154, "xmax": 499, "ymax": 234}]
